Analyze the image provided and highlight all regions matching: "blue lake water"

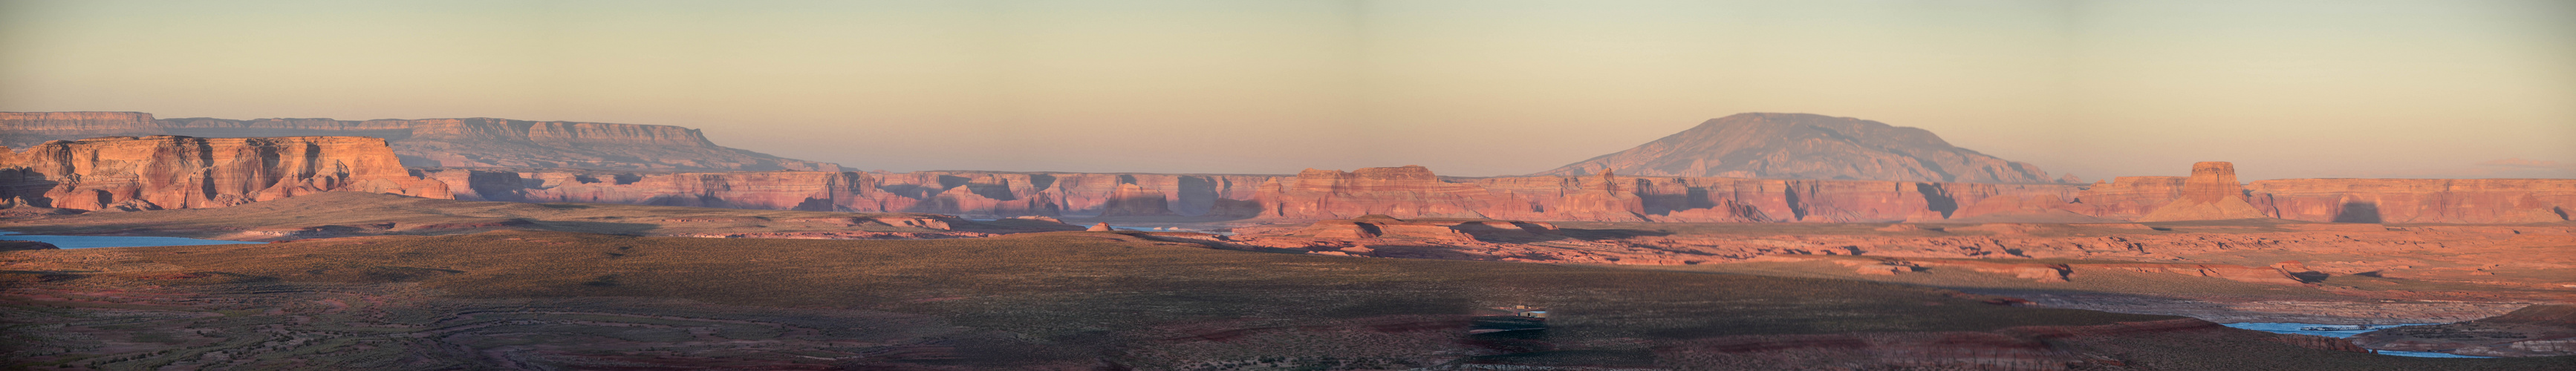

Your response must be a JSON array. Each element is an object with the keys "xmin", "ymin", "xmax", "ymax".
[
  {"xmin": 0, "ymin": 231, "xmax": 263, "ymax": 249},
  {"xmin": 2222, "ymin": 323, "xmax": 2492, "ymax": 358}
]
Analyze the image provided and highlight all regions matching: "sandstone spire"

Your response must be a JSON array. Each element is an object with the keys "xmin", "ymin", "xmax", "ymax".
[{"xmin": 2136, "ymin": 162, "xmax": 2271, "ymax": 222}]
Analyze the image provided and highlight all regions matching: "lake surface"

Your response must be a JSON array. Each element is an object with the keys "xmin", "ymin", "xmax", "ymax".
[
  {"xmin": 0, "ymin": 231, "xmax": 263, "ymax": 249},
  {"xmin": 2222, "ymin": 322, "xmax": 2492, "ymax": 358}
]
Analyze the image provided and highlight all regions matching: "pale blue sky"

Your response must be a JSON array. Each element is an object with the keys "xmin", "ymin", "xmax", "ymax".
[{"xmin": 2, "ymin": 0, "xmax": 2569, "ymax": 180}]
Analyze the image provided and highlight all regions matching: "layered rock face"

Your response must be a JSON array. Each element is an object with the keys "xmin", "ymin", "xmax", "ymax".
[
  {"xmin": 423, "ymin": 168, "xmax": 1275, "ymax": 218},
  {"xmin": 0, "ymin": 112, "xmax": 167, "ymax": 146},
  {"xmin": 2249, "ymin": 179, "xmax": 2575, "ymax": 224},
  {"xmin": 1253, "ymin": 165, "xmax": 1537, "ymax": 220},
  {"xmin": 416, "ymin": 163, "xmax": 2573, "ymax": 224},
  {"xmin": 2135, "ymin": 162, "xmax": 2269, "ymax": 222},
  {"xmin": 3, "ymin": 112, "xmax": 840, "ymax": 171},
  {"xmin": 0, "ymin": 136, "xmax": 450, "ymax": 211},
  {"xmin": 1535, "ymin": 113, "xmax": 2054, "ymax": 183}
]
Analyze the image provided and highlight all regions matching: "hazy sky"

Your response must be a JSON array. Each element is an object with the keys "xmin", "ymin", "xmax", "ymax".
[{"xmin": 3, "ymin": 0, "xmax": 2569, "ymax": 180}]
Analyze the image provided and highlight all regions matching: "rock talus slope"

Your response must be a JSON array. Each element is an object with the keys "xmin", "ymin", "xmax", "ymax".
[
  {"xmin": 1, "ymin": 111, "xmax": 840, "ymax": 171},
  {"xmin": 0, "ymin": 136, "xmax": 450, "ymax": 211},
  {"xmin": 1535, "ymin": 113, "xmax": 2053, "ymax": 183}
]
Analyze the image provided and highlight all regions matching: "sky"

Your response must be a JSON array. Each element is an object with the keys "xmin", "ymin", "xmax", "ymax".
[{"xmin": 1, "ymin": 0, "xmax": 2569, "ymax": 180}]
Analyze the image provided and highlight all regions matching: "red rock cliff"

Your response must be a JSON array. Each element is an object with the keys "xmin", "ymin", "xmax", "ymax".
[
  {"xmin": 2249, "ymin": 179, "xmax": 2575, "ymax": 224},
  {"xmin": 0, "ymin": 112, "xmax": 168, "ymax": 147},
  {"xmin": 4, "ymin": 112, "xmax": 841, "ymax": 172},
  {"xmin": 412, "ymin": 163, "xmax": 2570, "ymax": 225},
  {"xmin": 0, "ymin": 136, "xmax": 451, "ymax": 211},
  {"xmin": 2135, "ymin": 162, "xmax": 2270, "ymax": 222}
]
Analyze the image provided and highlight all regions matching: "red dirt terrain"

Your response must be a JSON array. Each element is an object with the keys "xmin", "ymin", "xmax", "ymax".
[
  {"xmin": 6, "ymin": 232, "xmax": 2563, "ymax": 370},
  {"xmin": 2349, "ymin": 304, "xmax": 2576, "ymax": 357},
  {"xmin": 1205, "ymin": 215, "xmax": 2575, "ymax": 326}
]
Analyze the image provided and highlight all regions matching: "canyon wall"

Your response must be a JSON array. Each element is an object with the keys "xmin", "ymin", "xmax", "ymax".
[
  {"xmin": 0, "ymin": 136, "xmax": 450, "ymax": 211},
  {"xmin": 0, "ymin": 112, "xmax": 168, "ymax": 146},
  {"xmin": 417, "ymin": 162, "xmax": 2575, "ymax": 224},
  {"xmin": 3, "ymin": 112, "xmax": 841, "ymax": 171},
  {"xmin": 423, "ymin": 168, "xmax": 1276, "ymax": 218},
  {"xmin": 2249, "ymin": 179, "xmax": 2575, "ymax": 224},
  {"xmin": 2, "ymin": 131, "xmax": 2555, "ymax": 224}
]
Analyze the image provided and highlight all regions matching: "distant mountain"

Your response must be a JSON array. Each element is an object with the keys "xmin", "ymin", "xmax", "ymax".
[
  {"xmin": 0, "ymin": 111, "xmax": 840, "ymax": 172},
  {"xmin": 1535, "ymin": 113, "xmax": 2054, "ymax": 183}
]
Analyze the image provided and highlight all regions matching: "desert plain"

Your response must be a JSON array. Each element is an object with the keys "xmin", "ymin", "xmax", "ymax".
[{"xmin": 0, "ymin": 112, "xmax": 2569, "ymax": 370}]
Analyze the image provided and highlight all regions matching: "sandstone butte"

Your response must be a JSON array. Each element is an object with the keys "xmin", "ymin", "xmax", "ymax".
[
  {"xmin": 2135, "ymin": 162, "xmax": 2270, "ymax": 222},
  {"xmin": 1533, "ymin": 113, "xmax": 2055, "ymax": 183},
  {"xmin": 0, "ymin": 111, "xmax": 840, "ymax": 171},
  {"xmin": 0, "ymin": 136, "xmax": 449, "ymax": 211}
]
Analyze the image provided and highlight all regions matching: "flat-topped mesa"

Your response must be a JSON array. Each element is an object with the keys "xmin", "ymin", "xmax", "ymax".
[
  {"xmin": 0, "ymin": 136, "xmax": 451, "ymax": 211},
  {"xmin": 3, "ymin": 112, "xmax": 842, "ymax": 172},
  {"xmin": 2249, "ymin": 179, "xmax": 2576, "ymax": 223},
  {"xmin": 397, "ymin": 162, "xmax": 2565, "ymax": 224},
  {"xmin": 2136, "ymin": 162, "xmax": 2271, "ymax": 222},
  {"xmin": 0, "ymin": 112, "xmax": 167, "ymax": 146},
  {"xmin": 1535, "ymin": 113, "xmax": 2053, "ymax": 183},
  {"xmin": 1096, "ymin": 183, "xmax": 1177, "ymax": 216},
  {"xmin": 1258, "ymin": 165, "xmax": 1500, "ymax": 219}
]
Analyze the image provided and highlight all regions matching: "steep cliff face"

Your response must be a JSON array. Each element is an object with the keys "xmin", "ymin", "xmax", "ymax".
[
  {"xmin": 419, "ymin": 168, "xmax": 1276, "ymax": 218},
  {"xmin": 0, "ymin": 112, "xmax": 167, "ymax": 147},
  {"xmin": 1535, "ymin": 113, "xmax": 2054, "ymax": 183},
  {"xmin": 2249, "ymin": 179, "xmax": 2576, "ymax": 224},
  {"xmin": 4, "ymin": 112, "xmax": 841, "ymax": 171},
  {"xmin": 2136, "ymin": 162, "xmax": 2270, "ymax": 222},
  {"xmin": 2065, "ymin": 177, "xmax": 2187, "ymax": 220},
  {"xmin": 411, "ymin": 163, "xmax": 2569, "ymax": 224},
  {"xmin": 1253, "ymin": 165, "xmax": 1521, "ymax": 220},
  {"xmin": 0, "ymin": 136, "xmax": 450, "ymax": 211}
]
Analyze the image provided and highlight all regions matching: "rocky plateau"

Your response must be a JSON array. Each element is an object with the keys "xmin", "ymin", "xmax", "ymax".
[
  {"xmin": 1534, "ymin": 113, "xmax": 2057, "ymax": 183},
  {"xmin": 0, "ymin": 135, "xmax": 450, "ymax": 211},
  {"xmin": 1, "ymin": 111, "xmax": 840, "ymax": 171}
]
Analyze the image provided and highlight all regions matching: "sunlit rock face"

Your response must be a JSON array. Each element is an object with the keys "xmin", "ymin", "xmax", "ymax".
[
  {"xmin": 2248, "ymin": 179, "xmax": 2576, "ymax": 224},
  {"xmin": 1535, "ymin": 113, "xmax": 2053, "ymax": 183},
  {"xmin": 2, "ymin": 111, "xmax": 842, "ymax": 172},
  {"xmin": 0, "ymin": 135, "xmax": 451, "ymax": 211},
  {"xmin": 2135, "ymin": 162, "xmax": 2270, "ymax": 222},
  {"xmin": 411, "ymin": 163, "xmax": 2574, "ymax": 225}
]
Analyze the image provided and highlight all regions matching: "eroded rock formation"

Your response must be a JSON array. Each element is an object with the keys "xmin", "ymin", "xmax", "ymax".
[
  {"xmin": 407, "ymin": 163, "xmax": 2573, "ymax": 224},
  {"xmin": 2135, "ymin": 162, "xmax": 2269, "ymax": 222},
  {"xmin": 0, "ymin": 136, "xmax": 450, "ymax": 211},
  {"xmin": 2, "ymin": 111, "xmax": 839, "ymax": 171},
  {"xmin": 1534, "ymin": 113, "xmax": 2055, "ymax": 183},
  {"xmin": 2249, "ymin": 179, "xmax": 2575, "ymax": 224}
]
